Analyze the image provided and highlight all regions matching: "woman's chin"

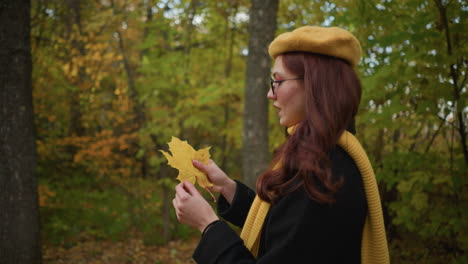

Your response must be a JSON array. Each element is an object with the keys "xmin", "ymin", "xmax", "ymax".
[
  {"xmin": 279, "ymin": 118, "xmax": 290, "ymax": 127},
  {"xmin": 279, "ymin": 117, "xmax": 302, "ymax": 128}
]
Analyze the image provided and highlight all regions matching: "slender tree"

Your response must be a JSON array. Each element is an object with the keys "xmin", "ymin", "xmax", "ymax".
[
  {"xmin": 0, "ymin": 0, "xmax": 41, "ymax": 263},
  {"xmin": 243, "ymin": 0, "xmax": 279, "ymax": 188}
]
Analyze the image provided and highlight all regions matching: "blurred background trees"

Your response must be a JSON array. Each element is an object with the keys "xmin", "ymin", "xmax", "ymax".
[{"xmin": 31, "ymin": 0, "xmax": 466, "ymax": 263}]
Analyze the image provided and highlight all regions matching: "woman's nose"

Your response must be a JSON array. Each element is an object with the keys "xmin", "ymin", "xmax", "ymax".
[{"xmin": 267, "ymin": 87, "xmax": 275, "ymax": 99}]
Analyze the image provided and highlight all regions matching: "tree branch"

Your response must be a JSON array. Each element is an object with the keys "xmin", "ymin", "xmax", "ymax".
[
  {"xmin": 434, "ymin": 0, "xmax": 468, "ymax": 163},
  {"xmin": 424, "ymin": 114, "xmax": 448, "ymax": 154}
]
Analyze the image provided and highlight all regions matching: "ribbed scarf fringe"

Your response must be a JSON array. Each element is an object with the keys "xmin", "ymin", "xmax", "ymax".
[{"xmin": 239, "ymin": 131, "xmax": 390, "ymax": 264}]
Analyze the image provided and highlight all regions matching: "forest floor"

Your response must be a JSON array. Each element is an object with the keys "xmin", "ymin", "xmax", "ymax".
[{"xmin": 42, "ymin": 236, "xmax": 199, "ymax": 264}]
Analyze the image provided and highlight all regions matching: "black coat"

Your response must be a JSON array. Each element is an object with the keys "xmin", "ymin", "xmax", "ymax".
[{"xmin": 193, "ymin": 145, "xmax": 367, "ymax": 264}]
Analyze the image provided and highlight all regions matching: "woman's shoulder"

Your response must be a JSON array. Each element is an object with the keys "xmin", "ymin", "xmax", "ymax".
[
  {"xmin": 289, "ymin": 145, "xmax": 365, "ymax": 204},
  {"xmin": 329, "ymin": 145, "xmax": 367, "ymax": 207},
  {"xmin": 272, "ymin": 144, "xmax": 365, "ymax": 206},
  {"xmin": 328, "ymin": 144, "xmax": 363, "ymax": 184},
  {"xmin": 329, "ymin": 144, "xmax": 359, "ymax": 172}
]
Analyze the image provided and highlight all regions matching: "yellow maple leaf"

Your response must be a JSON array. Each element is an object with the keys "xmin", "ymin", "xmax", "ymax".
[{"xmin": 160, "ymin": 137, "xmax": 213, "ymax": 189}]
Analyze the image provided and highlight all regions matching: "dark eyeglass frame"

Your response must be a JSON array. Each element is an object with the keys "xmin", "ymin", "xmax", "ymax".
[{"xmin": 270, "ymin": 77, "xmax": 302, "ymax": 95}]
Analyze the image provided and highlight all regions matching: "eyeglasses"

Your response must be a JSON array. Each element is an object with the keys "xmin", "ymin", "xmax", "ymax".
[{"xmin": 270, "ymin": 77, "xmax": 302, "ymax": 95}]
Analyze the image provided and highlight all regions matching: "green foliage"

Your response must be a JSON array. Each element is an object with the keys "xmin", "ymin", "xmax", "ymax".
[
  {"xmin": 40, "ymin": 175, "xmax": 128, "ymax": 245},
  {"xmin": 335, "ymin": 0, "xmax": 467, "ymax": 262},
  {"xmin": 39, "ymin": 172, "xmax": 194, "ymax": 246}
]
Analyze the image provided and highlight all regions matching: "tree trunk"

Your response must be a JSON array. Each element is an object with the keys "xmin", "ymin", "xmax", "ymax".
[
  {"xmin": 162, "ymin": 177, "xmax": 172, "ymax": 242},
  {"xmin": 110, "ymin": 0, "xmax": 148, "ymax": 178},
  {"xmin": 151, "ymin": 135, "xmax": 173, "ymax": 243},
  {"xmin": 242, "ymin": 0, "xmax": 279, "ymax": 189},
  {"xmin": 110, "ymin": 0, "xmax": 145, "ymax": 129},
  {"xmin": 0, "ymin": 1, "xmax": 42, "ymax": 263},
  {"xmin": 182, "ymin": 0, "xmax": 199, "ymax": 85},
  {"xmin": 435, "ymin": 0, "xmax": 468, "ymax": 164},
  {"xmin": 221, "ymin": 2, "xmax": 238, "ymax": 171},
  {"xmin": 66, "ymin": 0, "xmax": 85, "ymax": 137}
]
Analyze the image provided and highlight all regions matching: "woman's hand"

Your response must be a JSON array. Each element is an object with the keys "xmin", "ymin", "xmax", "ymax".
[
  {"xmin": 173, "ymin": 180, "xmax": 219, "ymax": 232},
  {"xmin": 192, "ymin": 159, "xmax": 237, "ymax": 204}
]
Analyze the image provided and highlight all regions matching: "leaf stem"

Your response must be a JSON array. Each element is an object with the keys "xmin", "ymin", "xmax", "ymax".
[{"xmin": 205, "ymin": 187, "xmax": 216, "ymax": 203}]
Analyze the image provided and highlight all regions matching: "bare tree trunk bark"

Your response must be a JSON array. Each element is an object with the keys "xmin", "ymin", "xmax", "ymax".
[
  {"xmin": 0, "ymin": 1, "xmax": 42, "ymax": 263},
  {"xmin": 242, "ymin": 0, "xmax": 279, "ymax": 189}
]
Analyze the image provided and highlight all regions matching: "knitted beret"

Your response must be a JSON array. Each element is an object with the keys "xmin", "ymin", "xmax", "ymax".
[{"xmin": 268, "ymin": 26, "xmax": 362, "ymax": 67}]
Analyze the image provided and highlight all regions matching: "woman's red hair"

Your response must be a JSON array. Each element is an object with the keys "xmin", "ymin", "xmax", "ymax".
[{"xmin": 257, "ymin": 52, "xmax": 362, "ymax": 204}]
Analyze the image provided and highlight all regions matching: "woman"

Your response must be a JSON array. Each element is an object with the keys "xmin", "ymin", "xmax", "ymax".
[{"xmin": 172, "ymin": 26, "xmax": 389, "ymax": 264}]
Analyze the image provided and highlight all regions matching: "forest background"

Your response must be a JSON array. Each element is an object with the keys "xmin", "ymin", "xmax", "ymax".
[{"xmin": 26, "ymin": 0, "xmax": 467, "ymax": 263}]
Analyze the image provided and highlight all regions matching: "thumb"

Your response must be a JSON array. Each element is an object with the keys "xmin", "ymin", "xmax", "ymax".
[
  {"xmin": 183, "ymin": 180, "xmax": 200, "ymax": 197},
  {"xmin": 192, "ymin": 159, "xmax": 208, "ymax": 172}
]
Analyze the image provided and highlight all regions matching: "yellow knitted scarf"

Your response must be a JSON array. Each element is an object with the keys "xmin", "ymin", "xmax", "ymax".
[{"xmin": 239, "ymin": 131, "xmax": 390, "ymax": 263}]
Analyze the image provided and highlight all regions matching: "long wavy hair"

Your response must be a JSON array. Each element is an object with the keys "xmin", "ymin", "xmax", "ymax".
[{"xmin": 257, "ymin": 52, "xmax": 362, "ymax": 204}]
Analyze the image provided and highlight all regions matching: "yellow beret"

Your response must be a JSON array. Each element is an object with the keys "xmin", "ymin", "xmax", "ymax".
[{"xmin": 269, "ymin": 26, "xmax": 362, "ymax": 67}]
